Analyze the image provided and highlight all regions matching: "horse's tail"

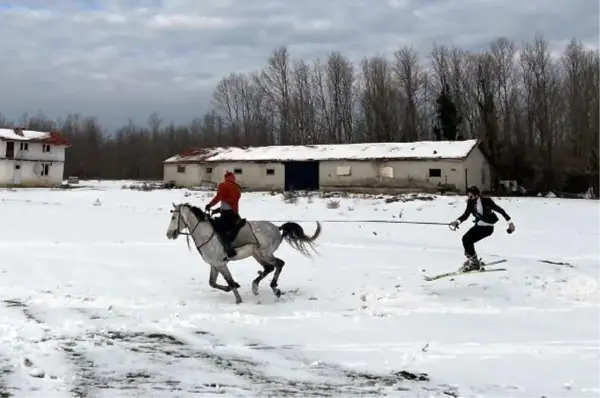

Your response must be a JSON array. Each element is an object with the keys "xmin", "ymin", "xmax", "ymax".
[{"xmin": 278, "ymin": 221, "xmax": 322, "ymax": 258}]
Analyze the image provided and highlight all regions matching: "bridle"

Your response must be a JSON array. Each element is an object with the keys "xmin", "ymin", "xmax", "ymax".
[{"xmin": 170, "ymin": 204, "xmax": 215, "ymax": 251}]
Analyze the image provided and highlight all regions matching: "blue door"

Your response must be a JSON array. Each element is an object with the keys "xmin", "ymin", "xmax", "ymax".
[{"xmin": 284, "ymin": 161, "xmax": 319, "ymax": 191}]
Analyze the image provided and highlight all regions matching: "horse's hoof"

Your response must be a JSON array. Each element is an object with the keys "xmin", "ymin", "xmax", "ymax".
[
  {"xmin": 273, "ymin": 289, "xmax": 282, "ymax": 298},
  {"xmin": 236, "ymin": 299, "xmax": 243, "ymax": 305},
  {"xmin": 233, "ymin": 282, "xmax": 241, "ymax": 289}
]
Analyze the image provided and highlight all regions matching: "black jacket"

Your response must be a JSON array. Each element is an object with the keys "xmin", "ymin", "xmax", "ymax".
[{"xmin": 458, "ymin": 197, "xmax": 511, "ymax": 225}]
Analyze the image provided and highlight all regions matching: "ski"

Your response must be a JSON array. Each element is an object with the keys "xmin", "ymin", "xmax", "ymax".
[{"xmin": 423, "ymin": 259, "xmax": 507, "ymax": 282}]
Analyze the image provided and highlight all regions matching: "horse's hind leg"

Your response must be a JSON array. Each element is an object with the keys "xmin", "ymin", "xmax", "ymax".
[
  {"xmin": 216, "ymin": 263, "xmax": 243, "ymax": 304},
  {"xmin": 251, "ymin": 255, "xmax": 275, "ymax": 296},
  {"xmin": 208, "ymin": 265, "xmax": 232, "ymax": 292},
  {"xmin": 268, "ymin": 257, "xmax": 285, "ymax": 298}
]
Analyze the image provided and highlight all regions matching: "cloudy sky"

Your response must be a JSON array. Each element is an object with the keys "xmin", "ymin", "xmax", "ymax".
[{"xmin": 1, "ymin": 0, "xmax": 598, "ymax": 128}]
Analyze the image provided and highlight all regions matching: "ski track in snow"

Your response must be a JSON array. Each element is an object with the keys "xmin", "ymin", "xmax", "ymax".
[{"xmin": 0, "ymin": 181, "xmax": 597, "ymax": 397}]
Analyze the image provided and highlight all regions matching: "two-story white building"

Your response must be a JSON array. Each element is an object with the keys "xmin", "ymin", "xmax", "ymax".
[{"xmin": 0, "ymin": 127, "xmax": 70, "ymax": 187}]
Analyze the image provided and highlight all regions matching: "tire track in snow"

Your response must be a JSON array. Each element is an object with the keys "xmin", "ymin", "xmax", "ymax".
[
  {"xmin": 64, "ymin": 318, "xmax": 430, "ymax": 396},
  {"xmin": 1, "ymin": 298, "xmax": 102, "ymax": 398},
  {"xmin": 66, "ymin": 302, "xmax": 393, "ymax": 396},
  {"xmin": 63, "ymin": 306, "xmax": 256, "ymax": 395},
  {"xmin": 239, "ymin": 337, "xmax": 452, "ymax": 397},
  {"xmin": 0, "ymin": 355, "xmax": 12, "ymax": 398},
  {"xmin": 0, "ymin": 303, "xmax": 443, "ymax": 398},
  {"xmin": 0, "ymin": 298, "xmax": 252, "ymax": 396}
]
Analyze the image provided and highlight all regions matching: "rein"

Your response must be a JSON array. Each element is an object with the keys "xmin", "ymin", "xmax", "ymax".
[{"xmin": 171, "ymin": 205, "xmax": 215, "ymax": 251}]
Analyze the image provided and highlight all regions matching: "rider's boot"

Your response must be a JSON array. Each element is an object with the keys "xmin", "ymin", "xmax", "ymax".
[{"xmin": 218, "ymin": 231, "xmax": 237, "ymax": 259}]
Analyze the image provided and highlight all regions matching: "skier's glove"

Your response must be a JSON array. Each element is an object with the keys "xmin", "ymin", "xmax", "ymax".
[
  {"xmin": 507, "ymin": 222, "xmax": 515, "ymax": 234},
  {"xmin": 449, "ymin": 220, "xmax": 460, "ymax": 230}
]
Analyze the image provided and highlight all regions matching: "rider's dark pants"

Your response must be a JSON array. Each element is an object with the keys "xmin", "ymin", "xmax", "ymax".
[
  {"xmin": 218, "ymin": 209, "xmax": 239, "ymax": 237},
  {"xmin": 462, "ymin": 225, "xmax": 494, "ymax": 257},
  {"xmin": 215, "ymin": 209, "xmax": 240, "ymax": 256}
]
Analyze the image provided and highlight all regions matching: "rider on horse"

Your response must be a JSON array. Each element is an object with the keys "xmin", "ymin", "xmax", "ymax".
[{"xmin": 205, "ymin": 171, "xmax": 242, "ymax": 258}]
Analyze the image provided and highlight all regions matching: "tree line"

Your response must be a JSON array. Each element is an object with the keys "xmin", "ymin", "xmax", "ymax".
[{"xmin": 1, "ymin": 32, "xmax": 597, "ymax": 193}]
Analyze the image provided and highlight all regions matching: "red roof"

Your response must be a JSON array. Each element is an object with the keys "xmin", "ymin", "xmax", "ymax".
[
  {"xmin": 0, "ymin": 128, "xmax": 70, "ymax": 146},
  {"xmin": 178, "ymin": 148, "xmax": 204, "ymax": 157},
  {"xmin": 36, "ymin": 132, "xmax": 70, "ymax": 146}
]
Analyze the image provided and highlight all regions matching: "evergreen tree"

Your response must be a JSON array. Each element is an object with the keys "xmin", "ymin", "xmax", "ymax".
[{"xmin": 435, "ymin": 84, "xmax": 462, "ymax": 140}]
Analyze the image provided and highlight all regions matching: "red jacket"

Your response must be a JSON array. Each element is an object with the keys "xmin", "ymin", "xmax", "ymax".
[{"xmin": 207, "ymin": 172, "xmax": 241, "ymax": 214}]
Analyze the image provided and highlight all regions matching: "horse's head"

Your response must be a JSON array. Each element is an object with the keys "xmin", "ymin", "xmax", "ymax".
[
  {"xmin": 165, "ymin": 202, "xmax": 208, "ymax": 240},
  {"xmin": 166, "ymin": 202, "xmax": 184, "ymax": 240}
]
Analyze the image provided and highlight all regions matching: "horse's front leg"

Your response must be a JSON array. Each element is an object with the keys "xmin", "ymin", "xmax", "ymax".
[
  {"xmin": 216, "ymin": 263, "xmax": 243, "ymax": 304},
  {"xmin": 208, "ymin": 265, "xmax": 232, "ymax": 292}
]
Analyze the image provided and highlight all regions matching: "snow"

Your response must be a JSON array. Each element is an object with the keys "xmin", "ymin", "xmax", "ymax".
[
  {"xmin": 163, "ymin": 139, "xmax": 479, "ymax": 163},
  {"xmin": 0, "ymin": 128, "xmax": 50, "ymax": 141},
  {"xmin": 0, "ymin": 181, "xmax": 598, "ymax": 397}
]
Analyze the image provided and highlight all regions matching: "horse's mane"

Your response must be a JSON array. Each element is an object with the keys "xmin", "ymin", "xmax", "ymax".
[{"xmin": 183, "ymin": 203, "xmax": 206, "ymax": 220}]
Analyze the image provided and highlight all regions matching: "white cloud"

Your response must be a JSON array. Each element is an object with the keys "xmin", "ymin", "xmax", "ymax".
[{"xmin": 0, "ymin": 0, "xmax": 597, "ymax": 127}]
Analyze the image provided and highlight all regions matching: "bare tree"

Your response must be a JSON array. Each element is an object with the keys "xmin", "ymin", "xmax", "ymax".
[
  {"xmin": 519, "ymin": 32, "xmax": 563, "ymax": 189},
  {"xmin": 326, "ymin": 52, "xmax": 355, "ymax": 143},
  {"xmin": 257, "ymin": 45, "xmax": 292, "ymax": 144},
  {"xmin": 213, "ymin": 73, "xmax": 245, "ymax": 140},
  {"xmin": 359, "ymin": 55, "xmax": 399, "ymax": 141},
  {"xmin": 561, "ymin": 39, "xmax": 590, "ymax": 162},
  {"xmin": 393, "ymin": 46, "xmax": 426, "ymax": 141},
  {"xmin": 430, "ymin": 45, "xmax": 472, "ymax": 138},
  {"xmin": 489, "ymin": 37, "xmax": 519, "ymax": 144},
  {"xmin": 290, "ymin": 59, "xmax": 316, "ymax": 144}
]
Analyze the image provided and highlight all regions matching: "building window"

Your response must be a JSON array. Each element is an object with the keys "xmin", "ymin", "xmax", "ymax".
[
  {"xmin": 41, "ymin": 164, "xmax": 50, "ymax": 176},
  {"xmin": 234, "ymin": 168, "xmax": 242, "ymax": 174},
  {"xmin": 177, "ymin": 165, "xmax": 185, "ymax": 173},
  {"xmin": 429, "ymin": 168, "xmax": 442, "ymax": 178},
  {"xmin": 20, "ymin": 142, "xmax": 28, "ymax": 151},
  {"xmin": 206, "ymin": 167, "xmax": 213, "ymax": 174},
  {"xmin": 14, "ymin": 164, "xmax": 20, "ymax": 170},
  {"xmin": 42, "ymin": 144, "xmax": 51, "ymax": 153},
  {"xmin": 5, "ymin": 142, "xmax": 14, "ymax": 158},
  {"xmin": 380, "ymin": 166, "xmax": 394, "ymax": 178},
  {"xmin": 336, "ymin": 165, "xmax": 351, "ymax": 176},
  {"xmin": 266, "ymin": 168, "xmax": 275, "ymax": 175}
]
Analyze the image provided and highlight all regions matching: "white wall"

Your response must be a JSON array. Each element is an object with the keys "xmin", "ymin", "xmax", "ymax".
[
  {"xmin": 0, "ymin": 160, "xmax": 13, "ymax": 183},
  {"xmin": 164, "ymin": 161, "xmax": 286, "ymax": 190},
  {"xmin": 463, "ymin": 146, "xmax": 492, "ymax": 192},
  {"xmin": 319, "ymin": 159, "xmax": 466, "ymax": 191},
  {"xmin": 163, "ymin": 163, "xmax": 205, "ymax": 187},
  {"xmin": 0, "ymin": 140, "xmax": 67, "ymax": 186},
  {"xmin": 0, "ymin": 140, "xmax": 65, "ymax": 162},
  {"xmin": 200, "ymin": 162, "xmax": 284, "ymax": 190},
  {"xmin": 0, "ymin": 160, "xmax": 64, "ymax": 186}
]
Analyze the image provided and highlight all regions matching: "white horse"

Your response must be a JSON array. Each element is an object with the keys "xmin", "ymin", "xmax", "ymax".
[{"xmin": 165, "ymin": 202, "xmax": 322, "ymax": 304}]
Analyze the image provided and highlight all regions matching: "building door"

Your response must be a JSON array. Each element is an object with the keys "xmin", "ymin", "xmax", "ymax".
[
  {"xmin": 5, "ymin": 142, "xmax": 14, "ymax": 159},
  {"xmin": 13, "ymin": 162, "xmax": 21, "ymax": 185},
  {"xmin": 284, "ymin": 161, "xmax": 319, "ymax": 191}
]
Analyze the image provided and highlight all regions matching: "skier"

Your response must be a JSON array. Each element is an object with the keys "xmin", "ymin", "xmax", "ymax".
[
  {"xmin": 205, "ymin": 171, "xmax": 242, "ymax": 258},
  {"xmin": 449, "ymin": 186, "xmax": 515, "ymax": 272}
]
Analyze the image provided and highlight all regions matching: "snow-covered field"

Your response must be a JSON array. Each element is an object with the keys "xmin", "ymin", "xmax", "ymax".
[{"xmin": 0, "ymin": 181, "xmax": 597, "ymax": 397}]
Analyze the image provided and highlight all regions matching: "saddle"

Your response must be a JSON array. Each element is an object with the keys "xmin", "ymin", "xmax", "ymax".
[
  {"xmin": 226, "ymin": 217, "xmax": 247, "ymax": 241},
  {"xmin": 213, "ymin": 216, "xmax": 250, "ymax": 258},
  {"xmin": 209, "ymin": 213, "xmax": 247, "ymax": 243}
]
